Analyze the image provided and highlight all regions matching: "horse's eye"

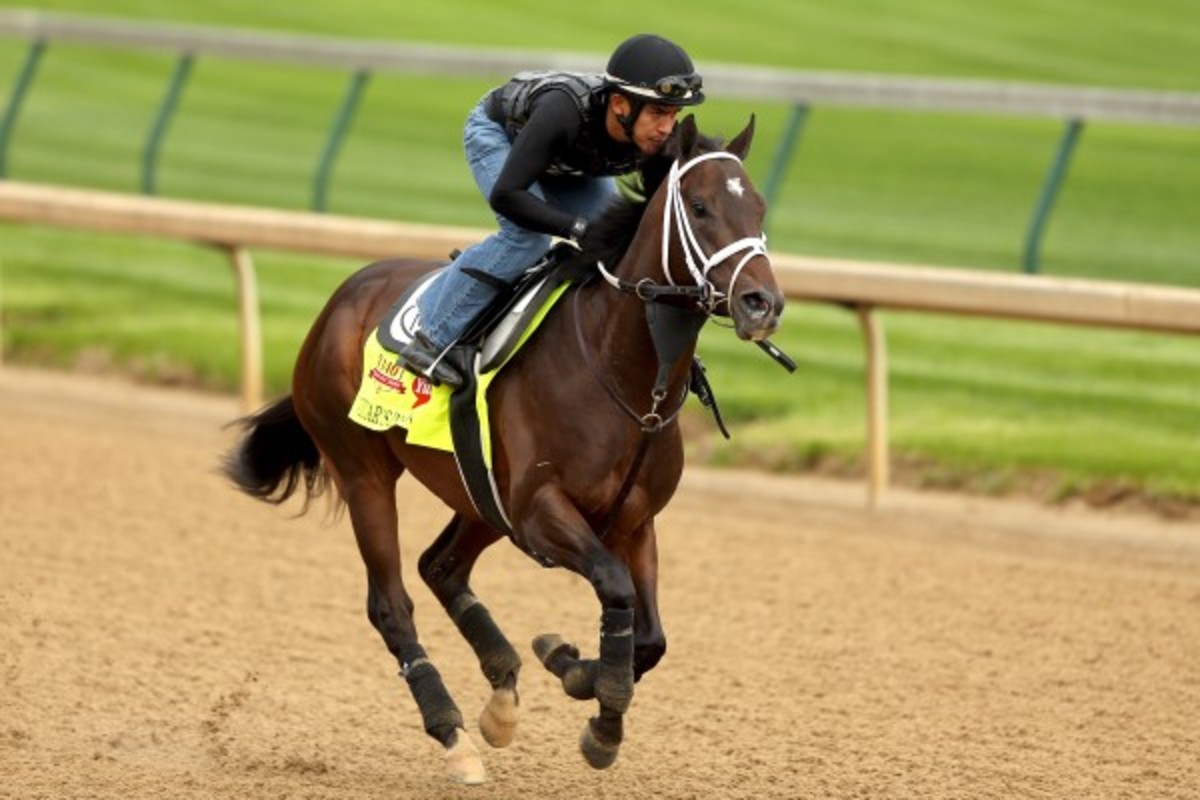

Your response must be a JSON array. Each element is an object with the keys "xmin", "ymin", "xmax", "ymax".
[{"xmin": 690, "ymin": 200, "xmax": 707, "ymax": 217}]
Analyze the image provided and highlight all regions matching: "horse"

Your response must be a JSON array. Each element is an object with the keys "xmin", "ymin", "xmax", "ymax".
[{"xmin": 223, "ymin": 114, "xmax": 784, "ymax": 784}]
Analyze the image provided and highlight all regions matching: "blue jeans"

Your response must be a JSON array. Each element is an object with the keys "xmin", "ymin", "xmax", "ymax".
[{"xmin": 416, "ymin": 100, "xmax": 616, "ymax": 349}]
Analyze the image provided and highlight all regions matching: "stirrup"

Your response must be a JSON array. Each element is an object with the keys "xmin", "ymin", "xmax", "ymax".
[{"xmin": 399, "ymin": 333, "xmax": 464, "ymax": 388}]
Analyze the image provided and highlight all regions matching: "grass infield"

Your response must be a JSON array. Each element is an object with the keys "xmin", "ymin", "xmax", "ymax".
[{"xmin": 1, "ymin": 1, "xmax": 1197, "ymax": 509}]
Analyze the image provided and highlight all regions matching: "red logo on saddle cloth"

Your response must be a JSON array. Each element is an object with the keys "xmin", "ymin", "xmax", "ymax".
[
  {"xmin": 369, "ymin": 367, "xmax": 405, "ymax": 391},
  {"xmin": 369, "ymin": 354, "xmax": 407, "ymax": 392},
  {"xmin": 410, "ymin": 376, "xmax": 433, "ymax": 408},
  {"xmin": 367, "ymin": 352, "xmax": 432, "ymax": 408}
]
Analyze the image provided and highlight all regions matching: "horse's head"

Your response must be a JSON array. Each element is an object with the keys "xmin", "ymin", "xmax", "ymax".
[{"xmin": 652, "ymin": 115, "xmax": 784, "ymax": 341}]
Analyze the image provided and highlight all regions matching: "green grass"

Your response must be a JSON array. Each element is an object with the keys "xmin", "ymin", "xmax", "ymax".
[
  {"xmin": 2, "ymin": 1, "xmax": 1199, "ymax": 508},
  {"xmin": 695, "ymin": 310, "xmax": 1200, "ymax": 500}
]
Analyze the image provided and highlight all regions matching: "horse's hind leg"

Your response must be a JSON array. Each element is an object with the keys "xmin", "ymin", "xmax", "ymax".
[
  {"xmin": 419, "ymin": 516, "xmax": 522, "ymax": 748},
  {"xmin": 344, "ymin": 477, "xmax": 486, "ymax": 784}
]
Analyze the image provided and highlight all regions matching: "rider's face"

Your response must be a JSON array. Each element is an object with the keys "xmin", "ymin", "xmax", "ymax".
[
  {"xmin": 610, "ymin": 95, "xmax": 679, "ymax": 155},
  {"xmin": 631, "ymin": 103, "xmax": 681, "ymax": 155}
]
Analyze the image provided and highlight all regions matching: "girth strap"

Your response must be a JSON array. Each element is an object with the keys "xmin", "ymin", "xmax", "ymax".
[{"xmin": 448, "ymin": 350, "xmax": 513, "ymax": 535}]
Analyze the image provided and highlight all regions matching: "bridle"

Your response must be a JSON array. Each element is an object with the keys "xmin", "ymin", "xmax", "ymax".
[
  {"xmin": 597, "ymin": 150, "xmax": 769, "ymax": 314},
  {"xmin": 584, "ymin": 148, "xmax": 773, "ymax": 432},
  {"xmin": 580, "ymin": 150, "xmax": 771, "ymax": 538}
]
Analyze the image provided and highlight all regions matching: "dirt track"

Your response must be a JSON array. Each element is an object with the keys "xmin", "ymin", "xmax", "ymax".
[{"xmin": 1, "ymin": 366, "xmax": 1198, "ymax": 799}]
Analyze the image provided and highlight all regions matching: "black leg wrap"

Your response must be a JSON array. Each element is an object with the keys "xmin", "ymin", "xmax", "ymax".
[
  {"xmin": 456, "ymin": 601, "xmax": 522, "ymax": 687},
  {"xmin": 398, "ymin": 643, "xmax": 464, "ymax": 745},
  {"xmin": 562, "ymin": 659, "xmax": 599, "ymax": 700},
  {"xmin": 592, "ymin": 708, "xmax": 624, "ymax": 746},
  {"xmin": 595, "ymin": 608, "xmax": 636, "ymax": 714},
  {"xmin": 534, "ymin": 635, "xmax": 579, "ymax": 676},
  {"xmin": 533, "ymin": 634, "xmax": 597, "ymax": 699}
]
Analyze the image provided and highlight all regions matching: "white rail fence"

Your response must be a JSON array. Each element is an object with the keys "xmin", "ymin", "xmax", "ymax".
[{"xmin": 3, "ymin": 181, "xmax": 1199, "ymax": 503}]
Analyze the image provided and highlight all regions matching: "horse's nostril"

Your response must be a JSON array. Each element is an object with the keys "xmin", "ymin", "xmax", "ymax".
[{"xmin": 740, "ymin": 291, "xmax": 771, "ymax": 319}]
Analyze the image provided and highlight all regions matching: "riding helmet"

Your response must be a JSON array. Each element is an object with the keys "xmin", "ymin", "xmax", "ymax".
[{"xmin": 604, "ymin": 33, "xmax": 705, "ymax": 106}]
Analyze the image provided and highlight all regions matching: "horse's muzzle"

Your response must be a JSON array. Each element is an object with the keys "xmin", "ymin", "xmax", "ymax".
[{"xmin": 733, "ymin": 287, "xmax": 784, "ymax": 341}]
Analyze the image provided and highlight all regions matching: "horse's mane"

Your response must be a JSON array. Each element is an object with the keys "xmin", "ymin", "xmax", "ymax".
[{"xmin": 563, "ymin": 125, "xmax": 726, "ymax": 276}]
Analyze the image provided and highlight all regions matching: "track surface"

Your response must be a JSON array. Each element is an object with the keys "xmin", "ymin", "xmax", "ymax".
[{"xmin": 1, "ymin": 367, "xmax": 1198, "ymax": 799}]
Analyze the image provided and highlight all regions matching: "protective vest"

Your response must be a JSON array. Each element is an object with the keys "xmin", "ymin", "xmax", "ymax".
[{"xmin": 487, "ymin": 71, "xmax": 639, "ymax": 177}]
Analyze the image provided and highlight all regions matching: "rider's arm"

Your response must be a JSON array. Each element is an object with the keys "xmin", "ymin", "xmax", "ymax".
[{"xmin": 488, "ymin": 91, "xmax": 583, "ymax": 238}]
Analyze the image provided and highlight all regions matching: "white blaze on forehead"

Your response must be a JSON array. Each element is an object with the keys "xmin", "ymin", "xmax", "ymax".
[{"xmin": 726, "ymin": 177, "xmax": 745, "ymax": 197}]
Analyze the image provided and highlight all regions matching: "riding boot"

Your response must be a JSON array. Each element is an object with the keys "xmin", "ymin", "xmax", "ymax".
[{"xmin": 398, "ymin": 331, "xmax": 465, "ymax": 389}]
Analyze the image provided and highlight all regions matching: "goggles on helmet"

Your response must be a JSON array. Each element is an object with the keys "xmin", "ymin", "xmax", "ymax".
[
  {"xmin": 605, "ymin": 72, "xmax": 703, "ymax": 102},
  {"xmin": 653, "ymin": 74, "xmax": 703, "ymax": 100}
]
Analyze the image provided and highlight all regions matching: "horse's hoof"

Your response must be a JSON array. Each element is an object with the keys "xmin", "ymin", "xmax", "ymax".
[
  {"xmin": 479, "ymin": 685, "xmax": 519, "ymax": 748},
  {"xmin": 532, "ymin": 633, "xmax": 579, "ymax": 666},
  {"xmin": 562, "ymin": 661, "xmax": 597, "ymax": 700},
  {"xmin": 444, "ymin": 729, "xmax": 487, "ymax": 784},
  {"xmin": 579, "ymin": 717, "xmax": 621, "ymax": 770}
]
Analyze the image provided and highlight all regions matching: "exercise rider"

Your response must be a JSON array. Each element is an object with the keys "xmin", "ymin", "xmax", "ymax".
[{"xmin": 399, "ymin": 33, "xmax": 706, "ymax": 388}]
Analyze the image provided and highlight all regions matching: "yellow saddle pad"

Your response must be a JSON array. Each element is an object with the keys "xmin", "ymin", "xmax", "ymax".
[{"xmin": 348, "ymin": 282, "xmax": 569, "ymax": 467}]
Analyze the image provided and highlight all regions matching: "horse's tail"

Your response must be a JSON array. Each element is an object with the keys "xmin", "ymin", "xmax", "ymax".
[{"xmin": 223, "ymin": 395, "xmax": 330, "ymax": 512}]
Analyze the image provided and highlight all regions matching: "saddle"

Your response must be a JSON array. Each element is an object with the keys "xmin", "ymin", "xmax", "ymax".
[
  {"xmin": 370, "ymin": 243, "xmax": 587, "ymax": 533},
  {"xmin": 377, "ymin": 241, "xmax": 586, "ymax": 374}
]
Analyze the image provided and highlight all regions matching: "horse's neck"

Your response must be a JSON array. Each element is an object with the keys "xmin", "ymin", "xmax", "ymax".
[{"xmin": 578, "ymin": 238, "xmax": 698, "ymax": 403}]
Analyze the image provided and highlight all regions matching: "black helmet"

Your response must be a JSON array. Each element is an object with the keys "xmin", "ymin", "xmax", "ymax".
[{"xmin": 604, "ymin": 33, "xmax": 705, "ymax": 106}]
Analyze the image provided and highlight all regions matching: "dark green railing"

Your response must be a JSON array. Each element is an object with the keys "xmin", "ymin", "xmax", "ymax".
[
  {"xmin": 3, "ymin": 10, "xmax": 1199, "ymax": 272},
  {"xmin": 141, "ymin": 52, "xmax": 193, "ymax": 195},
  {"xmin": 1022, "ymin": 118, "xmax": 1084, "ymax": 274},
  {"xmin": 0, "ymin": 37, "xmax": 44, "ymax": 178},
  {"xmin": 313, "ymin": 69, "xmax": 371, "ymax": 212}
]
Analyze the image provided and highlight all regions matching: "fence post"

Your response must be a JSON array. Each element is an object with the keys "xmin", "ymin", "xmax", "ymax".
[
  {"xmin": 313, "ymin": 69, "xmax": 371, "ymax": 212},
  {"xmin": 762, "ymin": 103, "xmax": 810, "ymax": 231},
  {"xmin": 0, "ymin": 39, "xmax": 47, "ymax": 178},
  {"xmin": 854, "ymin": 305, "xmax": 889, "ymax": 506},
  {"xmin": 141, "ymin": 53, "xmax": 195, "ymax": 195},
  {"xmin": 1022, "ymin": 118, "xmax": 1084, "ymax": 274},
  {"xmin": 224, "ymin": 245, "xmax": 263, "ymax": 412}
]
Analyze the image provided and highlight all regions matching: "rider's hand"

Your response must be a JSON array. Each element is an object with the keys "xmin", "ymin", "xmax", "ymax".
[{"xmin": 568, "ymin": 217, "xmax": 589, "ymax": 243}]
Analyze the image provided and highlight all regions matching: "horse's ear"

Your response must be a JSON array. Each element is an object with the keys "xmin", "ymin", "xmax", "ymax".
[
  {"xmin": 727, "ymin": 114, "xmax": 756, "ymax": 160},
  {"xmin": 676, "ymin": 114, "xmax": 699, "ymax": 156}
]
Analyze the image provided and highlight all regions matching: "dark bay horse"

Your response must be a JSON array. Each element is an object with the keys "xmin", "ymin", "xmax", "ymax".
[{"xmin": 224, "ymin": 115, "xmax": 783, "ymax": 784}]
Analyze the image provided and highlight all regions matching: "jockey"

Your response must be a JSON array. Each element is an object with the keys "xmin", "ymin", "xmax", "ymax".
[{"xmin": 399, "ymin": 33, "xmax": 706, "ymax": 387}]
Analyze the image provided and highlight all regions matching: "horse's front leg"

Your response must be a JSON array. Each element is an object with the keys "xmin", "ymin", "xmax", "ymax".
[
  {"xmin": 519, "ymin": 486, "xmax": 642, "ymax": 769},
  {"xmin": 533, "ymin": 514, "xmax": 666, "ymax": 687},
  {"xmin": 619, "ymin": 518, "xmax": 667, "ymax": 679}
]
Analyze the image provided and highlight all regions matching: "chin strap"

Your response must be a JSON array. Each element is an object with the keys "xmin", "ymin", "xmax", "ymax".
[{"xmin": 613, "ymin": 92, "xmax": 642, "ymax": 141}]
